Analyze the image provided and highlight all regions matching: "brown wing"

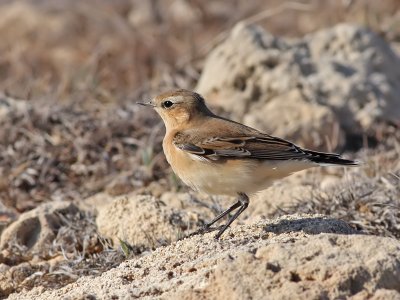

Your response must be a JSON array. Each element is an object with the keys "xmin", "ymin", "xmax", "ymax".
[
  {"xmin": 172, "ymin": 114, "xmax": 358, "ymax": 165},
  {"xmin": 173, "ymin": 131, "xmax": 317, "ymax": 161}
]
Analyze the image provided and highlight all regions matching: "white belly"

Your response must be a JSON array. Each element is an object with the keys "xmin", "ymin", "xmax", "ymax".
[
  {"xmin": 177, "ymin": 159, "xmax": 266, "ymax": 196},
  {"xmin": 168, "ymin": 150, "xmax": 313, "ymax": 196}
]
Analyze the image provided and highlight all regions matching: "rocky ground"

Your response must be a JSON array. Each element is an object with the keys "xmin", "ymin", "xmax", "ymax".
[
  {"xmin": 7, "ymin": 215, "xmax": 400, "ymax": 300},
  {"xmin": 0, "ymin": 1, "xmax": 400, "ymax": 299}
]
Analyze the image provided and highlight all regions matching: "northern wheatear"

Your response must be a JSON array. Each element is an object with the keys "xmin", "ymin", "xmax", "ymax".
[{"xmin": 138, "ymin": 89, "xmax": 358, "ymax": 239}]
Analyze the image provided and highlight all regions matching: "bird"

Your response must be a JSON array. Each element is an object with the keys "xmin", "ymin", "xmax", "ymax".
[{"xmin": 138, "ymin": 89, "xmax": 358, "ymax": 239}]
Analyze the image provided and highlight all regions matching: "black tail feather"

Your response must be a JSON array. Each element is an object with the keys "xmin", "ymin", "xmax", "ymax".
[{"xmin": 305, "ymin": 149, "xmax": 359, "ymax": 166}]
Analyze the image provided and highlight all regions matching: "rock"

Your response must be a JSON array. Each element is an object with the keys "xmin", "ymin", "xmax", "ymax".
[
  {"xmin": 96, "ymin": 194, "xmax": 203, "ymax": 249},
  {"xmin": 0, "ymin": 200, "xmax": 18, "ymax": 237},
  {"xmin": 195, "ymin": 233, "xmax": 399, "ymax": 300},
  {"xmin": 9, "ymin": 214, "xmax": 400, "ymax": 299},
  {"xmin": 0, "ymin": 265, "xmax": 13, "ymax": 298},
  {"xmin": 0, "ymin": 200, "xmax": 104, "ymax": 297},
  {"xmin": 243, "ymin": 89, "xmax": 343, "ymax": 150},
  {"xmin": 352, "ymin": 289, "xmax": 400, "ymax": 300},
  {"xmin": 0, "ymin": 201, "xmax": 80, "ymax": 261},
  {"xmin": 159, "ymin": 191, "xmax": 231, "ymax": 221},
  {"xmin": 245, "ymin": 182, "xmax": 313, "ymax": 220},
  {"xmin": 196, "ymin": 23, "xmax": 400, "ymax": 149}
]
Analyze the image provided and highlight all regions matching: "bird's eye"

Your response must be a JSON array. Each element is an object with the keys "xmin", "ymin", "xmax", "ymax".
[{"xmin": 162, "ymin": 100, "xmax": 174, "ymax": 108}]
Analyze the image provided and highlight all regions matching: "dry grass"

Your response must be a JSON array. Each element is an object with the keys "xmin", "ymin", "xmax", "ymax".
[
  {"xmin": 0, "ymin": 206, "xmax": 127, "ymax": 296},
  {"xmin": 285, "ymin": 147, "xmax": 400, "ymax": 239},
  {"xmin": 0, "ymin": 96, "xmax": 168, "ymax": 212}
]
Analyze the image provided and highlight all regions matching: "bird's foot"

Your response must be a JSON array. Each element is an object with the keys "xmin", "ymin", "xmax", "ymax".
[{"xmin": 186, "ymin": 225, "xmax": 224, "ymax": 239}]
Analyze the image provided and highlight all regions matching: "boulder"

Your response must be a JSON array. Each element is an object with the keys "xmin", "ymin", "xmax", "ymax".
[
  {"xmin": 96, "ymin": 194, "xmax": 203, "ymax": 249},
  {"xmin": 197, "ymin": 23, "xmax": 400, "ymax": 149},
  {"xmin": 0, "ymin": 201, "xmax": 80, "ymax": 261}
]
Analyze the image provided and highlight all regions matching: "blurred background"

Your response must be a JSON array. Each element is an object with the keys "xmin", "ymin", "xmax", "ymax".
[
  {"xmin": 0, "ymin": 0, "xmax": 399, "ymax": 210},
  {"xmin": 0, "ymin": 0, "xmax": 399, "ymax": 102}
]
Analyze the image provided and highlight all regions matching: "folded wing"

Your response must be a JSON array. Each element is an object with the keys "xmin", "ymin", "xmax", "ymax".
[{"xmin": 173, "ymin": 132, "xmax": 357, "ymax": 165}]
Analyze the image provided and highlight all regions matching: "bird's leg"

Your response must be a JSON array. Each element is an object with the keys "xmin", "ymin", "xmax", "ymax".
[
  {"xmin": 187, "ymin": 200, "xmax": 242, "ymax": 238},
  {"xmin": 214, "ymin": 193, "xmax": 249, "ymax": 240},
  {"xmin": 203, "ymin": 200, "xmax": 241, "ymax": 229}
]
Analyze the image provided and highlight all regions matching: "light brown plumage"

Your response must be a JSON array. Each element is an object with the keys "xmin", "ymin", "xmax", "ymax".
[{"xmin": 138, "ymin": 89, "xmax": 358, "ymax": 239}]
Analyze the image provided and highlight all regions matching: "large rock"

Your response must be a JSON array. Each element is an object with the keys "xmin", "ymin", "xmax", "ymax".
[
  {"xmin": 10, "ymin": 215, "xmax": 400, "ymax": 299},
  {"xmin": 196, "ymin": 23, "xmax": 400, "ymax": 149},
  {"xmin": 245, "ymin": 180, "xmax": 313, "ymax": 221},
  {"xmin": 0, "ymin": 201, "xmax": 104, "ymax": 298},
  {"xmin": 96, "ymin": 194, "xmax": 203, "ymax": 249},
  {"xmin": 0, "ymin": 201, "xmax": 80, "ymax": 261}
]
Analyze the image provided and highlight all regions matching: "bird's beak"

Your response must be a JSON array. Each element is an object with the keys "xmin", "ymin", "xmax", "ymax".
[{"xmin": 136, "ymin": 101, "xmax": 156, "ymax": 107}]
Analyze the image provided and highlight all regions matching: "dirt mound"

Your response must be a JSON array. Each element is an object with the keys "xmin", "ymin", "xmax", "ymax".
[{"xmin": 9, "ymin": 215, "xmax": 400, "ymax": 300}]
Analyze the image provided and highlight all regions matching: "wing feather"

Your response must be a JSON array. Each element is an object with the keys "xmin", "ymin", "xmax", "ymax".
[
  {"xmin": 172, "ymin": 119, "xmax": 357, "ymax": 165},
  {"xmin": 173, "ymin": 132, "xmax": 312, "ymax": 162}
]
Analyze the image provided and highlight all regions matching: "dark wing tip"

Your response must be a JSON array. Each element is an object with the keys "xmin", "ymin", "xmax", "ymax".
[{"xmin": 305, "ymin": 149, "xmax": 360, "ymax": 166}]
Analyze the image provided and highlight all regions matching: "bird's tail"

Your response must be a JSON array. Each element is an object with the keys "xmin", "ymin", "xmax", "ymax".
[{"xmin": 305, "ymin": 149, "xmax": 359, "ymax": 166}]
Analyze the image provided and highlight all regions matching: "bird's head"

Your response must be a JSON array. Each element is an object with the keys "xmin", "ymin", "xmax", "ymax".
[{"xmin": 138, "ymin": 89, "xmax": 213, "ymax": 130}]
